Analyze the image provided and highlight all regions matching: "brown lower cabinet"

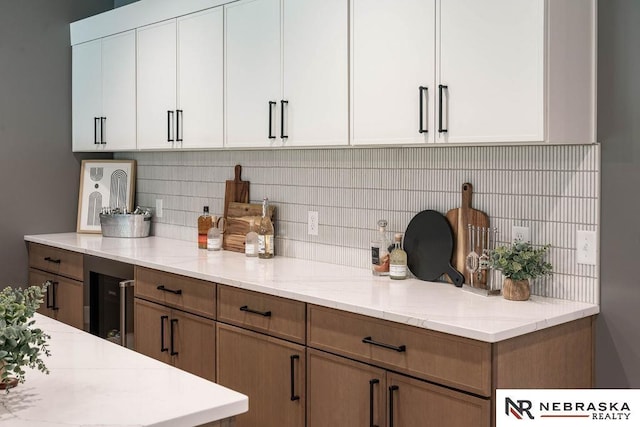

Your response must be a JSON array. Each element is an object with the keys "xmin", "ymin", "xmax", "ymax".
[
  {"xmin": 216, "ymin": 323, "xmax": 305, "ymax": 427},
  {"xmin": 30, "ymin": 268, "xmax": 84, "ymax": 330},
  {"xmin": 134, "ymin": 298, "xmax": 215, "ymax": 381},
  {"xmin": 307, "ymin": 349, "xmax": 489, "ymax": 427}
]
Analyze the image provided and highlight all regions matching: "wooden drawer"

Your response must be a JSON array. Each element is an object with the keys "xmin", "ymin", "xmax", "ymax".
[
  {"xmin": 307, "ymin": 305, "xmax": 491, "ymax": 396},
  {"xmin": 135, "ymin": 267, "xmax": 216, "ymax": 319},
  {"xmin": 28, "ymin": 243, "xmax": 83, "ymax": 281},
  {"xmin": 217, "ymin": 285, "xmax": 306, "ymax": 344}
]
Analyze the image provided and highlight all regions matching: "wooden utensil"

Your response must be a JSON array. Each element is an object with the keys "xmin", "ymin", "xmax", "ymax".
[
  {"xmin": 224, "ymin": 165, "xmax": 250, "ymax": 219},
  {"xmin": 222, "ymin": 202, "xmax": 275, "ymax": 253},
  {"xmin": 445, "ymin": 183, "xmax": 490, "ymax": 288}
]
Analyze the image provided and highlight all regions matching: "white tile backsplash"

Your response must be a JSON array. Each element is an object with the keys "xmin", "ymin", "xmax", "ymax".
[{"xmin": 117, "ymin": 143, "xmax": 600, "ymax": 304}]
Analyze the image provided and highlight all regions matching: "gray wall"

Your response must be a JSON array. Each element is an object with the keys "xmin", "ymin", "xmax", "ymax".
[
  {"xmin": 597, "ymin": 0, "xmax": 640, "ymax": 387},
  {"xmin": 0, "ymin": 0, "xmax": 113, "ymax": 286}
]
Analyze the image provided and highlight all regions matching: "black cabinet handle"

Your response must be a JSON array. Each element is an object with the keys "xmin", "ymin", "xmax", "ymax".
[
  {"xmin": 389, "ymin": 385, "xmax": 399, "ymax": 427},
  {"xmin": 100, "ymin": 117, "xmax": 106, "ymax": 144},
  {"xmin": 160, "ymin": 315, "xmax": 169, "ymax": 352},
  {"xmin": 51, "ymin": 281, "xmax": 59, "ymax": 311},
  {"xmin": 369, "ymin": 379, "xmax": 380, "ymax": 427},
  {"xmin": 167, "ymin": 110, "xmax": 174, "ymax": 142},
  {"xmin": 94, "ymin": 117, "xmax": 100, "ymax": 144},
  {"xmin": 419, "ymin": 86, "xmax": 428, "ymax": 134},
  {"xmin": 45, "ymin": 281, "xmax": 58, "ymax": 309},
  {"xmin": 157, "ymin": 285, "xmax": 182, "ymax": 295},
  {"xmin": 290, "ymin": 354, "xmax": 300, "ymax": 401},
  {"xmin": 170, "ymin": 318, "xmax": 178, "ymax": 356},
  {"xmin": 280, "ymin": 100, "xmax": 288, "ymax": 139},
  {"xmin": 176, "ymin": 109, "xmax": 183, "ymax": 142},
  {"xmin": 268, "ymin": 101, "xmax": 277, "ymax": 139},
  {"xmin": 362, "ymin": 337, "xmax": 406, "ymax": 352},
  {"xmin": 438, "ymin": 84, "xmax": 448, "ymax": 133},
  {"xmin": 239, "ymin": 305, "xmax": 272, "ymax": 317},
  {"xmin": 44, "ymin": 256, "xmax": 61, "ymax": 264}
]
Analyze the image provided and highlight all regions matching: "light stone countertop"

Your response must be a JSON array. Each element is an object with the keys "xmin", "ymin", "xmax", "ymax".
[
  {"xmin": 24, "ymin": 233, "xmax": 599, "ymax": 343},
  {"xmin": 0, "ymin": 314, "xmax": 248, "ymax": 427}
]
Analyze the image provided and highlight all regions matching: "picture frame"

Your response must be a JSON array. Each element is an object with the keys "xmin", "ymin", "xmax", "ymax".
[{"xmin": 77, "ymin": 159, "xmax": 136, "ymax": 233}]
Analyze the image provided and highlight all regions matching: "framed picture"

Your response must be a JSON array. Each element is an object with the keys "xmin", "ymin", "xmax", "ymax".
[{"xmin": 77, "ymin": 160, "xmax": 136, "ymax": 233}]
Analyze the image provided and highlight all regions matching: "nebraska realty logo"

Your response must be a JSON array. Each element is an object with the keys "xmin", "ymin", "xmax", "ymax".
[{"xmin": 497, "ymin": 390, "xmax": 639, "ymax": 426}]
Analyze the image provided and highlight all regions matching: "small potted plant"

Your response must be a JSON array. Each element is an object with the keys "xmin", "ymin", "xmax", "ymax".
[
  {"xmin": 0, "ymin": 282, "xmax": 51, "ymax": 390},
  {"xmin": 488, "ymin": 241, "xmax": 553, "ymax": 301}
]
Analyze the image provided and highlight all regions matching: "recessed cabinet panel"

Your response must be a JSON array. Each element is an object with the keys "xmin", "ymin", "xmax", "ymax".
[
  {"xmin": 225, "ymin": 0, "xmax": 281, "ymax": 148},
  {"xmin": 137, "ymin": 19, "xmax": 178, "ymax": 150},
  {"xmin": 351, "ymin": 0, "xmax": 435, "ymax": 145},
  {"xmin": 72, "ymin": 39, "xmax": 102, "ymax": 151},
  {"xmin": 437, "ymin": 0, "xmax": 544, "ymax": 143},
  {"xmin": 134, "ymin": 298, "xmax": 172, "ymax": 365}
]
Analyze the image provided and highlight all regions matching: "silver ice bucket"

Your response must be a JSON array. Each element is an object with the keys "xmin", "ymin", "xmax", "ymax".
[{"xmin": 100, "ymin": 213, "xmax": 152, "ymax": 238}]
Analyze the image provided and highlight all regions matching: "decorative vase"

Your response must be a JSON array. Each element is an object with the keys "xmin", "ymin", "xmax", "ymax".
[{"xmin": 502, "ymin": 278, "xmax": 531, "ymax": 301}]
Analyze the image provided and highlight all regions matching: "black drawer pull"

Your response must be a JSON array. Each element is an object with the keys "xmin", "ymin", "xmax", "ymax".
[
  {"xmin": 44, "ymin": 256, "xmax": 61, "ymax": 264},
  {"xmin": 369, "ymin": 379, "xmax": 380, "ymax": 427},
  {"xmin": 290, "ymin": 354, "xmax": 300, "ymax": 401},
  {"xmin": 362, "ymin": 337, "xmax": 406, "ymax": 353},
  {"xmin": 280, "ymin": 100, "xmax": 288, "ymax": 139},
  {"xmin": 268, "ymin": 101, "xmax": 277, "ymax": 139},
  {"xmin": 438, "ymin": 84, "xmax": 448, "ymax": 133},
  {"xmin": 239, "ymin": 305, "xmax": 272, "ymax": 317},
  {"xmin": 157, "ymin": 285, "xmax": 182, "ymax": 295},
  {"xmin": 45, "ymin": 280, "xmax": 58, "ymax": 309},
  {"xmin": 160, "ymin": 315, "xmax": 169, "ymax": 352},
  {"xmin": 170, "ymin": 318, "xmax": 179, "ymax": 356},
  {"xmin": 389, "ymin": 385, "xmax": 399, "ymax": 427},
  {"xmin": 419, "ymin": 86, "xmax": 428, "ymax": 134}
]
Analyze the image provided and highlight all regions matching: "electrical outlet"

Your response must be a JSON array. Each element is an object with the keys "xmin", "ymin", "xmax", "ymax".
[
  {"xmin": 512, "ymin": 225, "xmax": 530, "ymax": 243},
  {"xmin": 308, "ymin": 211, "xmax": 319, "ymax": 236},
  {"xmin": 156, "ymin": 199, "xmax": 163, "ymax": 218},
  {"xmin": 576, "ymin": 230, "xmax": 597, "ymax": 265}
]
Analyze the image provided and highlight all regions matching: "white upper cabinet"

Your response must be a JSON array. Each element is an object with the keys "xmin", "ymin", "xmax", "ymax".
[
  {"xmin": 72, "ymin": 31, "xmax": 136, "ymax": 152},
  {"xmin": 225, "ymin": 0, "xmax": 348, "ymax": 148},
  {"xmin": 351, "ymin": 0, "xmax": 435, "ymax": 146},
  {"xmin": 225, "ymin": 0, "xmax": 281, "ymax": 148},
  {"xmin": 137, "ymin": 8, "xmax": 224, "ymax": 150},
  {"xmin": 436, "ymin": 0, "xmax": 544, "ymax": 143}
]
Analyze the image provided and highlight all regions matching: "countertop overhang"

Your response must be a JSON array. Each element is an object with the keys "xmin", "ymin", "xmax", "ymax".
[{"xmin": 25, "ymin": 233, "xmax": 599, "ymax": 343}]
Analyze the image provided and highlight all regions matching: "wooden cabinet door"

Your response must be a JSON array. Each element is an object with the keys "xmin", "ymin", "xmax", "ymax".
[
  {"xmin": 351, "ymin": 0, "xmax": 435, "ymax": 145},
  {"xmin": 170, "ymin": 309, "xmax": 216, "ymax": 381},
  {"xmin": 137, "ymin": 19, "xmax": 177, "ymax": 150},
  {"xmin": 217, "ymin": 323, "xmax": 305, "ymax": 427},
  {"xmin": 101, "ymin": 30, "xmax": 136, "ymax": 151},
  {"xmin": 225, "ymin": 0, "xmax": 281, "ymax": 148},
  {"xmin": 437, "ymin": 0, "xmax": 544, "ymax": 143},
  {"xmin": 72, "ymin": 38, "xmax": 102, "ymax": 151},
  {"xmin": 134, "ymin": 299, "xmax": 172, "ymax": 365},
  {"xmin": 29, "ymin": 268, "xmax": 83, "ymax": 330},
  {"xmin": 281, "ymin": 0, "xmax": 348, "ymax": 147},
  {"xmin": 177, "ymin": 7, "xmax": 224, "ymax": 149},
  {"xmin": 307, "ymin": 349, "xmax": 386, "ymax": 427},
  {"xmin": 387, "ymin": 372, "xmax": 490, "ymax": 427}
]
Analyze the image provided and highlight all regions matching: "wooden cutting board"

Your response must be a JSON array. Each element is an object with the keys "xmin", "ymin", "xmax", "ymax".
[
  {"xmin": 222, "ymin": 202, "xmax": 276, "ymax": 253},
  {"xmin": 224, "ymin": 165, "xmax": 250, "ymax": 219},
  {"xmin": 445, "ymin": 183, "xmax": 490, "ymax": 287}
]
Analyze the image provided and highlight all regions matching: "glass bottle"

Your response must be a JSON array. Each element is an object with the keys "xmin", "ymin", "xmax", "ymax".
[
  {"xmin": 389, "ymin": 233, "xmax": 408, "ymax": 280},
  {"xmin": 371, "ymin": 219, "xmax": 391, "ymax": 276},
  {"xmin": 207, "ymin": 220, "xmax": 222, "ymax": 251},
  {"xmin": 258, "ymin": 198, "xmax": 274, "ymax": 259},
  {"xmin": 245, "ymin": 218, "xmax": 258, "ymax": 257},
  {"xmin": 197, "ymin": 206, "xmax": 212, "ymax": 249}
]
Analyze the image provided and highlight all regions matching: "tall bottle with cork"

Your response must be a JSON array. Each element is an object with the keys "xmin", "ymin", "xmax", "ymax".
[
  {"xmin": 371, "ymin": 219, "xmax": 391, "ymax": 276},
  {"xmin": 258, "ymin": 198, "xmax": 274, "ymax": 259},
  {"xmin": 198, "ymin": 206, "xmax": 213, "ymax": 249}
]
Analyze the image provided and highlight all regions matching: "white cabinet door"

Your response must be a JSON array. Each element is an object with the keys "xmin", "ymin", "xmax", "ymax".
[
  {"xmin": 101, "ymin": 31, "xmax": 136, "ymax": 151},
  {"xmin": 351, "ymin": 0, "xmax": 435, "ymax": 146},
  {"xmin": 177, "ymin": 8, "xmax": 224, "ymax": 149},
  {"xmin": 282, "ymin": 0, "xmax": 348, "ymax": 147},
  {"xmin": 72, "ymin": 39, "xmax": 102, "ymax": 151},
  {"xmin": 437, "ymin": 0, "xmax": 544, "ymax": 143},
  {"xmin": 137, "ymin": 19, "xmax": 177, "ymax": 150},
  {"xmin": 225, "ymin": 0, "xmax": 281, "ymax": 148}
]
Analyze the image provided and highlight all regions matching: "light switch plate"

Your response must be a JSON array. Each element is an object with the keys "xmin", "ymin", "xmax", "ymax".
[{"xmin": 576, "ymin": 230, "xmax": 597, "ymax": 265}]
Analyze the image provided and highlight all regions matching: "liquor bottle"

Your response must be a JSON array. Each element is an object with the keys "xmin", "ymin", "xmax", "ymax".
[
  {"xmin": 245, "ymin": 218, "xmax": 258, "ymax": 257},
  {"xmin": 389, "ymin": 233, "xmax": 408, "ymax": 280},
  {"xmin": 258, "ymin": 198, "xmax": 274, "ymax": 259},
  {"xmin": 198, "ymin": 206, "xmax": 212, "ymax": 249},
  {"xmin": 207, "ymin": 220, "xmax": 222, "ymax": 251},
  {"xmin": 371, "ymin": 219, "xmax": 391, "ymax": 276}
]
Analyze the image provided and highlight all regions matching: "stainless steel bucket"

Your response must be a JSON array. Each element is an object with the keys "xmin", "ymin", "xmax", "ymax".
[{"xmin": 99, "ymin": 213, "xmax": 152, "ymax": 238}]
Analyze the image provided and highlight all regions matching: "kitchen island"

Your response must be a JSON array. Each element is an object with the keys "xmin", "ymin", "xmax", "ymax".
[{"xmin": 0, "ymin": 314, "xmax": 248, "ymax": 427}]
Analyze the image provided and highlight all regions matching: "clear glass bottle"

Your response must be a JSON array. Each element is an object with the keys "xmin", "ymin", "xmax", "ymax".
[
  {"xmin": 207, "ymin": 221, "xmax": 222, "ymax": 251},
  {"xmin": 197, "ymin": 206, "xmax": 212, "ymax": 249},
  {"xmin": 389, "ymin": 233, "xmax": 408, "ymax": 280},
  {"xmin": 258, "ymin": 198, "xmax": 274, "ymax": 259},
  {"xmin": 245, "ymin": 218, "xmax": 258, "ymax": 257},
  {"xmin": 371, "ymin": 219, "xmax": 391, "ymax": 276}
]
